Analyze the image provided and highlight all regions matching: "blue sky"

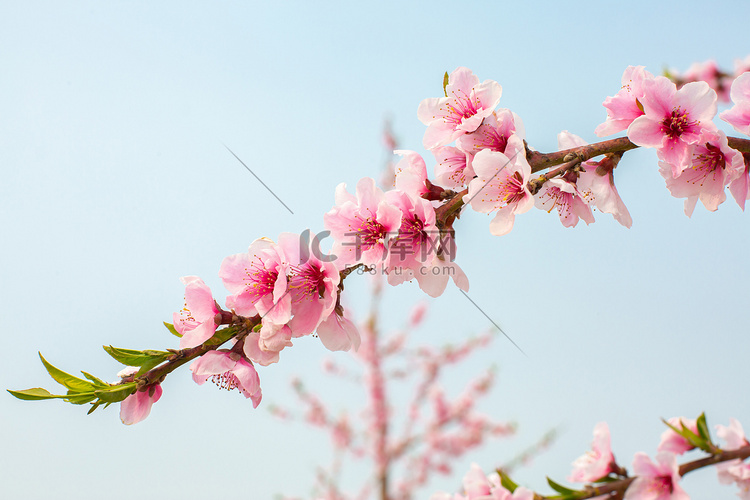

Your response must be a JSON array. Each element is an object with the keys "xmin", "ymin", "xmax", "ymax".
[{"xmin": 1, "ymin": 1, "xmax": 748, "ymax": 499}]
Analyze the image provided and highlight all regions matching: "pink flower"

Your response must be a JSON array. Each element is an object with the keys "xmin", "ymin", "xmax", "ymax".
[
  {"xmin": 457, "ymin": 109, "xmax": 525, "ymax": 171},
  {"xmin": 418, "ymin": 67, "xmax": 502, "ymax": 150},
  {"xmin": 628, "ymin": 76, "xmax": 718, "ymax": 175},
  {"xmin": 625, "ymin": 452, "xmax": 688, "ymax": 500},
  {"xmin": 190, "ymin": 350, "xmax": 262, "ymax": 408},
  {"xmin": 568, "ymin": 422, "xmax": 615, "ymax": 483},
  {"xmin": 729, "ymin": 158, "xmax": 750, "ymax": 211},
  {"xmin": 316, "ymin": 308, "xmax": 360, "ymax": 352},
  {"xmin": 393, "ymin": 150, "xmax": 429, "ymax": 199},
  {"xmin": 715, "ymin": 418, "xmax": 750, "ymax": 499},
  {"xmin": 433, "ymin": 146, "xmax": 471, "ymax": 189},
  {"xmin": 278, "ymin": 232, "xmax": 340, "ymax": 336},
  {"xmin": 658, "ymin": 130, "xmax": 745, "ymax": 216},
  {"xmin": 243, "ymin": 322, "xmax": 294, "ymax": 366},
  {"xmin": 120, "ymin": 383, "xmax": 162, "ymax": 425},
  {"xmin": 173, "ymin": 276, "xmax": 220, "ymax": 349},
  {"xmin": 534, "ymin": 176, "xmax": 594, "ymax": 228},
  {"xmin": 324, "ymin": 177, "xmax": 402, "ymax": 267},
  {"xmin": 720, "ymin": 72, "xmax": 750, "ymax": 136},
  {"xmin": 384, "ymin": 189, "xmax": 438, "ymax": 275},
  {"xmin": 465, "ymin": 135, "xmax": 534, "ymax": 236},
  {"xmin": 658, "ymin": 417, "xmax": 698, "ymax": 455},
  {"xmin": 219, "ymin": 238, "xmax": 292, "ymax": 325},
  {"xmin": 717, "ymin": 418, "xmax": 750, "ymax": 450},
  {"xmin": 558, "ymin": 131, "xmax": 632, "ymax": 228},
  {"xmin": 595, "ymin": 66, "xmax": 654, "ymax": 137},
  {"xmin": 680, "ymin": 60, "xmax": 732, "ymax": 103}
]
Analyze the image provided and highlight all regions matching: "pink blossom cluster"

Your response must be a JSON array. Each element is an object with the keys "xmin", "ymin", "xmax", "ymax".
[
  {"xmin": 118, "ymin": 64, "xmax": 750, "ymax": 426},
  {"xmin": 434, "ymin": 416, "xmax": 750, "ymax": 500},
  {"xmin": 667, "ymin": 57, "xmax": 750, "ymax": 103},
  {"xmin": 597, "ymin": 66, "xmax": 750, "ymax": 215}
]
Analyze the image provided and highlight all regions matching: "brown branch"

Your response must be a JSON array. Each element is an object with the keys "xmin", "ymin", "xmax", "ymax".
[
  {"xmin": 432, "ymin": 135, "xmax": 750, "ymax": 228},
  {"xmin": 545, "ymin": 444, "xmax": 750, "ymax": 500}
]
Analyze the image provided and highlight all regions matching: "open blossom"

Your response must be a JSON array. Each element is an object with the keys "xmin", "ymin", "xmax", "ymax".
[
  {"xmin": 120, "ymin": 383, "xmax": 162, "ymax": 425},
  {"xmin": 625, "ymin": 452, "xmax": 688, "ymax": 500},
  {"xmin": 534, "ymin": 175, "xmax": 594, "ymax": 228},
  {"xmin": 628, "ymin": 76, "xmax": 718, "ymax": 175},
  {"xmin": 324, "ymin": 177, "xmax": 402, "ymax": 267},
  {"xmin": 433, "ymin": 146, "xmax": 471, "ymax": 188},
  {"xmin": 418, "ymin": 67, "xmax": 502, "ymax": 150},
  {"xmin": 190, "ymin": 349, "xmax": 262, "ymax": 408},
  {"xmin": 658, "ymin": 130, "xmax": 745, "ymax": 217},
  {"xmin": 658, "ymin": 417, "xmax": 698, "ymax": 455},
  {"xmin": 279, "ymin": 232, "xmax": 340, "ymax": 336},
  {"xmin": 595, "ymin": 65, "xmax": 654, "ymax": 137},
  {"xmin": 173, "ymin": 276, "xmax": 220, "ymax": 349},
  {"xmin": 220, "ymin": 238, "xmax": 291, "ymax": 325},
  {"xmin": 558, "ymin": 131, "xmax": 632, "ymax": 228},
  {"xmin": 720, "ymin": 72, "xmax": 750, "ymax": 136},
  {"xmin": 466, "ymin": 134, "xmax": 533, "ymax": 236},
  {"xmin": 384, "ymin": 189, "xmax": 437, "ymax": 272},
  {"xmin": 569, "ymin": 422, "xmax": 615, "ymax": 483},
  {"xmin": 457, "ymin": 109, "xmax": 525, "ymax": 170}
]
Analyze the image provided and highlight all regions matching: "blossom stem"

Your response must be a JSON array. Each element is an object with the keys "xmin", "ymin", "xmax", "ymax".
[
  {"xmin": 434, "ymin": 135, "xmax": 750, "ymax": 226},
  {"xmin": 127, "ymin": 317, "xmax": 259, "ymax": 388}
]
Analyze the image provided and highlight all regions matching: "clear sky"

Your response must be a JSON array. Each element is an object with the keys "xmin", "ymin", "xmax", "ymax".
[{"xmin": 1, "ymin": 1, "xmax": 748, "ymax": 499}]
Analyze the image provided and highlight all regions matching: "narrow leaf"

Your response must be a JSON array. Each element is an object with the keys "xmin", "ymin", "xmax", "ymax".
[
  {"xmin": 7, "ymin": 388, "xmax": 59, "ymax": 400},
  {"xmin": 163, "ymin": 322, "xmax": 182, "ymax": 338},
  {"xmin": 443, "ymin": 71, "xmax": 449, "ymax": 97},
  {"xmin": 81, "ymin": 371, "xmax": 107, "ymax": 387},
  {"xmin": 39, "ymin": 353, "xmax": 95, "ymax": 392},
  {"xmin": 697, "ymin": 412, "xmax": 711, "ymax": 442},
  {"xmin": 94, "ymin": 383, "xmax": 135, "ymax": 403},
  {"xmin": 497, "ymin": 469, "xmax": 518, "ymax": 493},
  {"xmin": 547, "ymin": 477, "xmax": 577, "ymax": 495},
  {"xmin": 64, "ymin": 392, "xmax": 98, "ymax": 405},
  {"xmin": 103, "ymin": 345, "xmax": 169, "ymax": 367}
]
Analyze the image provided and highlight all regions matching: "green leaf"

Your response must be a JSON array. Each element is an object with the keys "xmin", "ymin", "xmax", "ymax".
[
  {"xmin": 39, "ymin": 353, "xmax": 95, "ymax": 392},
  {"xmin": 547, "ymin": 477, "xmax": 577, "ymax": 495},
  {"xmin": 94, "ymin": 383, "xmax": 135, "ymax": 403},
  {"xmin": 81, "ymin": 371, "xmax": 107, "ymax": 387},
  {"xmin": 7, "ymin": 387, "xmax": 60, "ymax": 400},
  {"xmin": 163, "ymin": 321, "xmax": 182, "ymax": 338},
  {"xmin": 443, "ymin": 71, "xmax": 449, "ymax": 97},
  {"xmin": 103, "ymin": 345, "xmax": 169, "ymax": 367},
  {"xmin": 497, "ymin": 469, "xmax": 518, "ymax": 493},
  {"xmin": 64, "ymin": 392, "xmax": 98, "ymax": 405},
  {"xmin": 696, "ymin": 412, "xmax": 711, "ymax": 442}
]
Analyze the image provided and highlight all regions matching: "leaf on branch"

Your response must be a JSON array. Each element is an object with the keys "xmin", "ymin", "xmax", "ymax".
[
  {"xmin": 103, "ymin": 345, "xmax": 170, "ymax": 368},
  {"xmin": 7, "ymin": 387, "xmax": 60, "ymax": 400},
  {"xmin": 497, "ymin": 469, "xmax": 518, "ymax": 493},
  {"xmin": 163, "ymin": 321, "xmax": 182, "ymax": 338},
  {"xmin": 39, "ymin": 353, "xmax": 96, "ymax": 392},
  {"xmin": 94, "ymin": 383, "xmax": 136, "ymax": 403}
]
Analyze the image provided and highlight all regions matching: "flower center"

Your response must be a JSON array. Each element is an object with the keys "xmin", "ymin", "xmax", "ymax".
[
  {"xmin": 443, "ymin": 89, "xmax": 480, "ymax": 125},
  {"xmin": 686, "ymin": 143, "xmax": 725, "ymax": 186},
  {"xmin": 245, "ymin": 256, "xmax": 278, "ymax": 299},
  {"xmin": 355, "ymin": 215, "xmax": 388, "ymax": 247},
  {"xmin": 289, "ymin": 263, "xmax": 326, "ymax": 301},
  {"xmin": 661, "ymin": 107, "xmax": 696, "ymax": 139},
  {"xmin": 210, "ymin": 371, "xmax": 241, "ymax": 392}
]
